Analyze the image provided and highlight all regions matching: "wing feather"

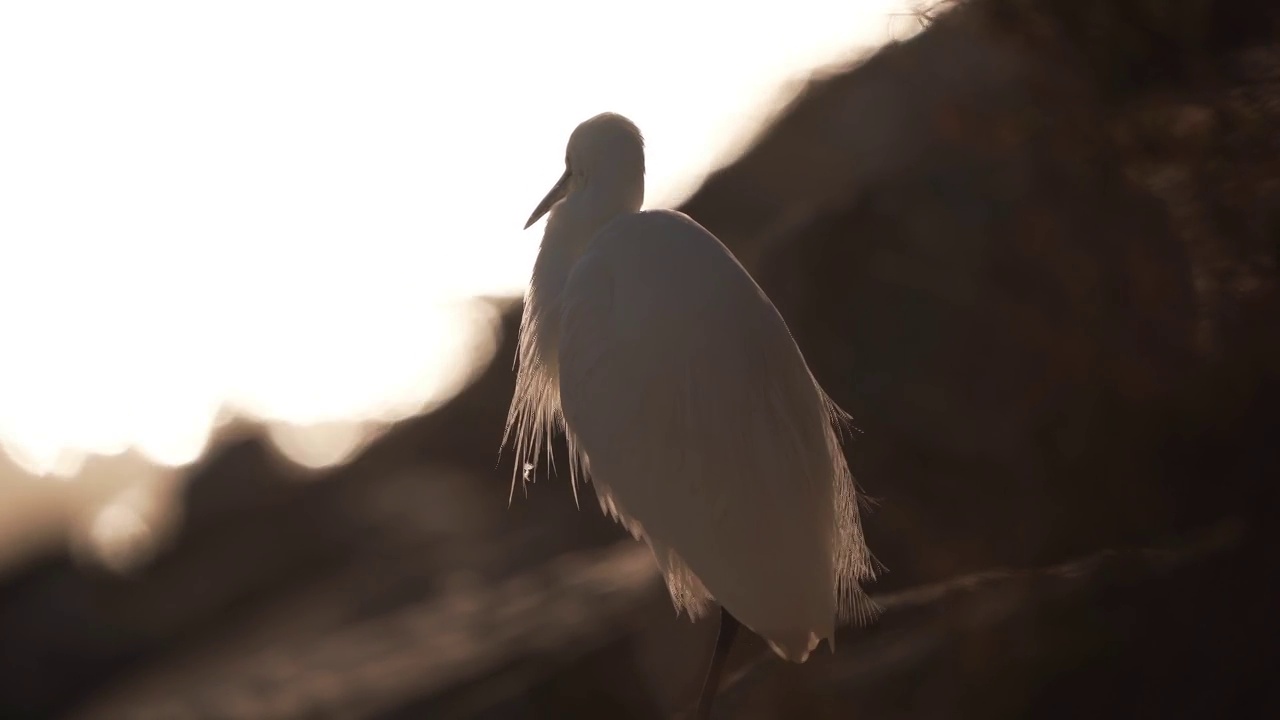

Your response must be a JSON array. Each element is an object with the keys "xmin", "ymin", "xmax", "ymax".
[{"xmin": 557, "ymin": 210, "xmax": 875, "ymax": 659}]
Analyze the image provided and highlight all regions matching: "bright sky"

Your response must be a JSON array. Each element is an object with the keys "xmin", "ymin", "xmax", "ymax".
[{"xmin": 0, "ymin": 1, "xmax": 912, "ymax": 478}]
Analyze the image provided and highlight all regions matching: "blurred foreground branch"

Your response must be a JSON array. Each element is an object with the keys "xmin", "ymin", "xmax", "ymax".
[
  {"xmin": 698, "ymin": 518, "xmax": 1246, "ymax": 719},
  {"xmin": 72, "ymin": 543, "xmax": 661, "ymax": 720},
  {"xmin": 66, "ymin": 489, "xmax": 1250, "ymax": 720}
]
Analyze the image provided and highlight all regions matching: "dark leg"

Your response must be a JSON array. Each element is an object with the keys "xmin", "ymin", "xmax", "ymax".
[{"xmin": 694, "ymin": 606, "xmax": 740, "ymax": 719}]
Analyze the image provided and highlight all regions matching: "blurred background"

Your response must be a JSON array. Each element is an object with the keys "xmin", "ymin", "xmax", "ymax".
[{"xmin": 1, "ymin": 0, "xmax": 1278, "ymax": 718}]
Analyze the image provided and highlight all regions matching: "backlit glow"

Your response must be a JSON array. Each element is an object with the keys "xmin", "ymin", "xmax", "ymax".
[{"xmin": 0, "ymin": 0, "xmax": 911, "ymax": 569}]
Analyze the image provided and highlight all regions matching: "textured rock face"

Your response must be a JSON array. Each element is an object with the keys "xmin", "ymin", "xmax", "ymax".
[
  {"xmin": 681, "ymin": 0, "xmax": 1278, "ymax": 582},
  {"xmin": 2, "ymin": 1, "xmax": 1278, "ymax": 718}
]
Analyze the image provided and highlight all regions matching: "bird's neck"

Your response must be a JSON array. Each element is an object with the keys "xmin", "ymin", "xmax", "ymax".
[
  {"xmin": 524, "ymin": 181, "xmax": 639, "ymax": 369},
  {"xmin": 536, "ymin": 179, "xmax": 641, "ymax": 298}
]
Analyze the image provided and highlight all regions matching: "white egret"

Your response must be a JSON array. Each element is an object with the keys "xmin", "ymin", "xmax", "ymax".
[{"xmin": 505, "ymin": 112, "xmax": 877, "ymax": 717}]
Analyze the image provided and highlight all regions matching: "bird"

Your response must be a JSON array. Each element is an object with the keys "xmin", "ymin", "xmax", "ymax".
[{"xmin": 504, "ymin": 112, "xmax": 877, "ymax": 718}]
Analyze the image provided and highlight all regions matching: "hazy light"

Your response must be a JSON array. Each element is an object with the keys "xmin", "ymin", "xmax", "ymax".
[
  {"xmin": 0, "ymin": 1, "xmax": 908, "ymax": 477},
  {"xmin": 67, "ymin": 450, "xmax": 184, "ymax": 574},
  {"xmin": 88, "ymin": 497, "xmax": 154, "ymax": 573},
  {"xmin": 267, "ymin": 421, "xmax": 372, "ymax": 471},
  {"xmin": 82, "ymin": 477, "xmax": 183, "ymax": 575}
]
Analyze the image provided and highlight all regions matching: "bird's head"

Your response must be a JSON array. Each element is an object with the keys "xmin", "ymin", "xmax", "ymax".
[{"xmin": 524, "ymin": 112, "xmax": 645, "ymax": 230}]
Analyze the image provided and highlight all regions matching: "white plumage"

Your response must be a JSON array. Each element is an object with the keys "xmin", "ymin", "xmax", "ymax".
[{"xmin": 505, "ymin": 112, "xmax": 876, "ymax": 665}]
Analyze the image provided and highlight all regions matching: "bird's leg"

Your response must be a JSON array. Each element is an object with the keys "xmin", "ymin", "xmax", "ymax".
[{"xmin": 694, "ymin": 606, "xmax": 740, "ymax": 719}]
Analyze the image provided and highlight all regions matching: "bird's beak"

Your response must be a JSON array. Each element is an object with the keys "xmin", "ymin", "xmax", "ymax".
[{"xmin": 524, "ymin": 168, "xmax": 570, "ymax": 230}]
